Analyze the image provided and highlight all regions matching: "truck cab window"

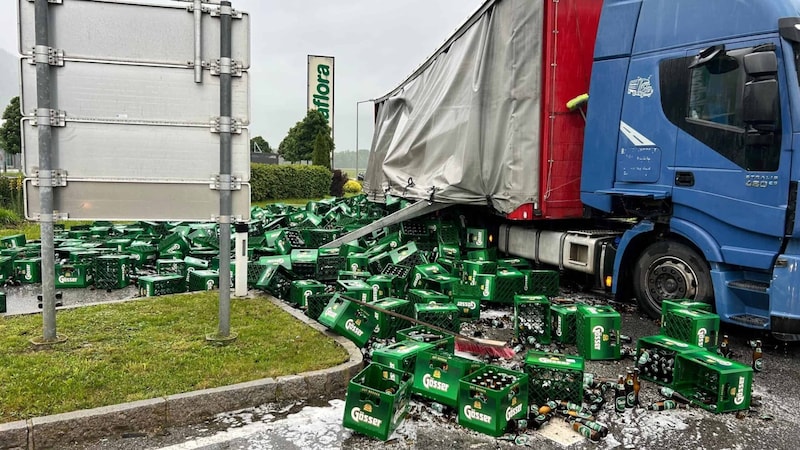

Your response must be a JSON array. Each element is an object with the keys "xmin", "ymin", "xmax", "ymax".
[{"xmin": 688, "ymin": 66, "xmax": 743, "ymax": 128}]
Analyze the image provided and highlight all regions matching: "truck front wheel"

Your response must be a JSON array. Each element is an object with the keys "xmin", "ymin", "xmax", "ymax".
[{"xmin": 633, "ymin": 240, "xmax": 713, "ymax": 319}]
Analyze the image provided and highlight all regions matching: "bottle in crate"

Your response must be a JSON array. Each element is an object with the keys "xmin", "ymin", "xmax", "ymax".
[
  {"xmin": 673, "ymin": 350, "xmax": 753, "ymax": 413},
  {"xmin": 514, "ymin": 295, "xmax": 551, "ymax": 344},
  {"xmin": 458, "ymin": 365, "xmax": 528, "ymax": 437},
  {"xmin": 575, "ymin": 305, "xmax": 621, "ymax": 360},
  {"xmin": 635, "ymin": 335, "xmax": 703, "ymax": 387}
]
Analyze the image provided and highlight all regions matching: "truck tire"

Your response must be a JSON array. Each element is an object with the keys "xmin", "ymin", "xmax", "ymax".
[{"xmin": 633, "ymin": 240, "xmax": 713, "ymax": 319}]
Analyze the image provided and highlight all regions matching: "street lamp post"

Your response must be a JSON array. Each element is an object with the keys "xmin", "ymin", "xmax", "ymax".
[{"xmin": 356, "ymin": 99, "xmax": 373, "ymax": 179}]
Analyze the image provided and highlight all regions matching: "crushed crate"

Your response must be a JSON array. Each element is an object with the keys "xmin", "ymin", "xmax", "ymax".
[
  {"xmin": 412, "ymin": 349, "xmax": 484, "ymax": 407},
  {"xmin": 673, "ymin": 350, "xmax": 753, "ymax": 413},
  {"xmin": 343, "ymin": 363, "xmax": 413, "ymax": 441},
  {"xmin": 523, "ymin": 350, "xmax": 584, "ymax": 407},
  {"xmin": 458, "ymin": 365, "xmax": 528, "ymax": 437},
  {"xmin": 514, "ymin": 295, "xmax": 551, "ymax": 344}
]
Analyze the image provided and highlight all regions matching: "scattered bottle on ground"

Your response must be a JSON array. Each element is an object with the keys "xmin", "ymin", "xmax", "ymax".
[{"xmin": 753, "ymin": 339, "xmax": 763, "ymax": 372}]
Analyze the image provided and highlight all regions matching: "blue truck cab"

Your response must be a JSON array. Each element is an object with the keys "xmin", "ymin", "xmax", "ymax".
[{"xmin": 582, "ymin": 0, "xmax": 800, "ymax": 338}]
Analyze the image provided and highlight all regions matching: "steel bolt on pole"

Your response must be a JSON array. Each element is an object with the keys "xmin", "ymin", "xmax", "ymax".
[
  {"xmin": 32, "ymin": 0, "xmax": 65, "ymax": 346},
  {"xmin": 208, "ymin": 0, "xmax": 237, "ymax": 343}
]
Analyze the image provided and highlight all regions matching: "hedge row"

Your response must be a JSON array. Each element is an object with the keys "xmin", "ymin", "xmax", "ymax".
[{"xmin": 250, "ymin": 163, "xmax": 333, "ymax": 201}]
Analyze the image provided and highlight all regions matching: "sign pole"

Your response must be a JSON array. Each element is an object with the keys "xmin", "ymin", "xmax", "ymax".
[
  {"xmin": 32, "ymin": 0, "xmax": 64, "ymax": 346},
  {"xmin": 209, "ymin": 0, "xmax": 237, "ymax": 343}
]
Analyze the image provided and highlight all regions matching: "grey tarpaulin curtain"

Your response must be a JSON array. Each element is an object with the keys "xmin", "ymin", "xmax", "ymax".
[{"xmin": 364, "ymin": 0, "xmax": 542, "ymax": 214}]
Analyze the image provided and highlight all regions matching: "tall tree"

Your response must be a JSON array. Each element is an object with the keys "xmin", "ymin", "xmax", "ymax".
[
  {"xmin": 278, "ymin": 109, "xmax": 331, "ymax": 163},
  {"xmin": 312, "ymin": 131, "xmax": 333, "ymax": 169},
  {"xmin": 250, "ymin": 136, "xmax": 272, "ymax": 153},
  {"xmin": 0, "ymin": 97, "xmax": 22, "ymax": 155}
]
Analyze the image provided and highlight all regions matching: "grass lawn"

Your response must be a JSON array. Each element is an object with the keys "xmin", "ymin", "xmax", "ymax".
[{"xmin": 0, "ymin": 292, "xmax": 349, "ymax": 424}]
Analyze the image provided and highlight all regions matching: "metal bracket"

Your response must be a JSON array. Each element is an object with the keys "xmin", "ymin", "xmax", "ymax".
[
  {"xmin": 210, "ymin": 117, "xmax": 242, "ymax": 134},
  {"xmin": 31, "ymin": 169, "xmax": 68, "ymax": 188},
  {"xmin": 33, "ymin": 109, "xmax": 66, "ymax": 127},
  {"xmin": 185, "ymin": 3, "xmax": 213, "ymax": 14},
  {"xmin": 211, "ymin": 214, "xmax": 244, "ymax": 223},
  {"xmin": 210, "ymin": 58, "xmax": 244, "ymax": 77},
  {"xmin": 210, "ymin": 174, "xmax": 243, "ymax": 191},
  {"xmin": 28, "ymin": 46, "xmax": 64, "ymax": 67},
  {"xmin": 31, "ymin": 212, "xmax": 69, "ymax": 222},
  {"xmin": 210, "ymin": 6, "xmax": 243, "ymax": 19}
]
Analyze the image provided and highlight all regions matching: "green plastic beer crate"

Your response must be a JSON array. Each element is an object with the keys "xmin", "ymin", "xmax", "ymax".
[
  {"xmin": 183, "ymin": 256, "xmax": 210, "ymax": 283},
  {"xmin": 388, "ymin": 242, "xmax": 421, "ymax": 266},
  {"xmin": 158, "ymin": 233, "xmax": 190, "ymax": 257},
  {"xmin": 0, "ymin": 234, "xmax": 26, "ymax": 248},
  {"xmin": 465, "ymin": 248, "xmax": 497, "ymax": 261},
  {"xmin": 575, "ymin": 305, "xmax": 621, "ymax": 360},
  {"xmin": 337, "ymin": 279, "xmax": 372, "ymax": 303},
  {"xmin": 14, "ymin": 257, "xmax": 41, "ymax": 284},
  {"xmin": 673, "ymin": 350, "xmax": 753, "ymax": 413},
  {"xmin": 137, "ymin": 274, "xmax": 185, "ymax": 297},
  {"xmin": 435, "ymin": 257, "xmax": 460, "ymax": 278},
  {"xmin": 156, "ymin": 258, "xmax": 186, "ymax": 277},
  {"xmin": 514, "ymin": 295, "xmax": 551, "ymax": 344},
  {"xmin": 519, "ymin": 269, "xmax": 560, "ymax": 297},
  {"xmin": 128, "ymin": 244, "xmax": 158, "ymax": 269},
  {"xmin": 452, "ymin": 283, "xmax": 481, "ymax": 320},
  {"xmin": 343, "ymin": 363, "xmax": 413, "ymax": 441},
  {"xmin": 301, "ymin": 228, "xmax": 340, "ymax": 248},
  {"xmin": 465, "ymin": 228, "xmax": 489, "ymax": 249},
  {"xmin": 400, "ymin": 219, "xmax": 431, "ymax": 239},
  {"xmin": 69, "ymin": 250, "xmax": 101, "ymax": 265},
  {"xmin": 475, "ymin": 274, "xmax": 495, "ymax": 303},
  {"xmin": 458, "ymin": 365, "xmax": 528, "ymax": 437},
  {"xmin": 0, "ymin": 291, "xmax": 5, "ymax": 313},
  {"xmin": 437, "ymin": 243, "xmax": 461, "ymax": 260},
  {"xmin": 381, "ymin": 263, "xmax": 413, "ymax": 283},
  {"xmin": 372, "ymin": 340, "xmax": 435, "ymax": 373},
  {"xmin": 370, "ymin": 297, "xmax": 413, "ymax": 339},
  {"xmin": 104, "ymin": 238, "xmax": 133, "ymax": 252},
  {"xmin": 397, "ymin": 325, "xmax": 455, "ymax": 353},
  {"xmin": 550, "ymin": 304, "xmax": 579, "ymax": 344},
  {"xmin": 410, "ymin": 263, "xmax": 449, "ymax": 288},
  {"xmin": 339, "ymin": 241, "xmax": 367, "ymax": 258},
  {"xmin": 497, "ymin": 258, "xmax": 532, "ymax": 270},
  {"xmin": 635, "ymin": 335, "xmax": 703, "ymax": 387},
  {"xmin": 306, "ymin": 293, "xmax": 335, "ymax": 321},
  {"xmin": 422, "ymin": 274, "xmax": 459, "ymax": 297},
  {"xmin": 412, "ymin": 349, "xmax": 483, "ymax": 407},
  {"xmin": 523, "ymin": 351, "xmax": 584, "ymax": 407},
  {"xmin": 318, "ymin": 294, "xmax": 377, "ymax": 347},
  {"xmin": 316, "ymin": 247, "xmax": 345, "ymax": 281},
  {"xmin": 660, "ymin": 298, "xmax": 714, "ymax": 331},
  {"xmin": 662, "ymin": 308, "xmax": 720, "ymax": 350},
  {"xmin": 94, "ymin": 255, "xmax": 131, "ymax": 290},
  {"xmin": 289, "ymin": 279, "xmax": 327, "ymax": 307},
  {"xmin": 406, "ymin": 289, "xmax": 449, "ymax": 305},
  {"xmin": 290, "ymin": 249, "xmax": 318, "ymax": 279},
  {"xmin": 258, "ymin": 255, "xmax": 293, "ymax": 270},
  {"xmin": 255, "ymin": 265, "xmax": 294, "ymax": 300},
  {"xmin": 345, "ymin": 253, "xmax": 369, "ymax": 273},
  {"xmin": 187, "ymin": 270, "xmax": 219, "ymax": 291},
  {"xmin": 366, "ymin": 274, "xmax": 405, "ymax": 302},
  {"xmin": 462, "ymin": 260, "xmax": 497, "ymax": 285},
  {"xmin": 337, "ymin": 270, "xmax": 372, "ymax": 282},
  {"xmin": 414, "ymin": 302, "xmax": 460, "ymax": 334},
  {"xmin": 366, "ymin": 252, "xmax": 392, "ymax": 275},
  {"xmin": 55, "ymin": 263, "xmax": 93, "ymax": 288},
  {"xmin": 492, "ymin": 268, "xmax": 524, "ymax": 303}
]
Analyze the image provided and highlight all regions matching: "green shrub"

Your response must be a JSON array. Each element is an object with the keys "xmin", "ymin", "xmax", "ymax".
[
  {"xmin": 0, "ymin": 175, "xmax": 23, "ymax": 215},
  {"xmin": 343, "ymin": 180, "xmax": 362, "ymax": 195},
  {"xmin": 0, "ymin": 208, "xmax": 22, "ymax": 226},
  {"xmin": 250, "ymin": 163, "xmax": 333, "ymax": 201},
  {"xmin": 330, "ymin": 170, "xmax": 348, "ymax": 198}
]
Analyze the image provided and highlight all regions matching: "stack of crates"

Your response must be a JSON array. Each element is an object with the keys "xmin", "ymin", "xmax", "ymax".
[
  {"xmin": 370, "ymin": 297, "xmax": 413, "ymax": 339},
  {"xmin": 289, "ymin": 280, "xmax": 326, "ymax": 308},
  {"xmin": 94, "ymin": 255, "xmax": 131, "ymax": 290},
  {"xmin": 458, "ymin": 365, "xmax": 528, "ymax": 437},
  {"xmin": 635, "ymin": 335, "xmax": 702, "ymax": 387},
  {"xmin": 372, "ymin": 340, "xmax": 435, "ymax": 373},
  {"xmin": 523, "ymin": 350, "xmax": 584, "ymax": 407},
  {"xmin": 318, "ymin": 294, "xmax": 377, "ymax": 347},
  {"xmin": 343, "ymin": 363, "xmax": 413, "ymax": 441},
  {"xmin": 414, "ymin": 302, "xmax": 460, "ymax": 334},
  {"xmin": 412, "ymin": 349, "xmax": 484, "ymax": 407},
  {"xmin": 550, "ymin": 304, "xmax": 579, "ymax": 344},
  {"xmin": 575, "ymin": 304, "xmax": 621, "ymax": 360},
  {"xmin": 514, "ymin": 295, "xmax": 551, "ymax": 344},
  {"xmin": 673, "ymin": 350, "xmax": 753, "ymax": 413},
  {"xmin": 138, "ymin": 274, "xmax": 185, "ymax": 296},
  {"xmin": 397, "ymin": 325, "xmax": 455, "ymax": 353}
]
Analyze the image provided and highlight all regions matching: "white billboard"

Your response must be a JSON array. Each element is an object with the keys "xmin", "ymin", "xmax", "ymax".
[{"xmin": 307, "ymin": 55, "xmax": 335, "ymax": 134}]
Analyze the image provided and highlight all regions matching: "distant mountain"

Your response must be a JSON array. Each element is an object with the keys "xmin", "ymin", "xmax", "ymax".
[{"xmin": 0, "ymin": 49, "xmax": 19, "ymax": 108}]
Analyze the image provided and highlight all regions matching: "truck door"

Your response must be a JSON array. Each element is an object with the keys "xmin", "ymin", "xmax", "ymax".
[{"xmin": 663, "ymin": 40, "xmax": 791, "ymax": 269}]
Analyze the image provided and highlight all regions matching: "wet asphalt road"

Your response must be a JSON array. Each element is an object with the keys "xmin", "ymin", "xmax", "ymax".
[{"xmin": 36, "ymin": 287, "xmax": 800, "ymax": 450}]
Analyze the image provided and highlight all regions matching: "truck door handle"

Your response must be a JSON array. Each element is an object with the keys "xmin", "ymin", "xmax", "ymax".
[{"xmin": 675, "ymin": 172, "xmax": 695, "ymax": 187}]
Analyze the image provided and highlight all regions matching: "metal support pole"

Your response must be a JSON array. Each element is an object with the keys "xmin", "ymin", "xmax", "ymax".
[
  {"xmin": 33, "ymin": 0, "xmax": 62, "ymax": 345},
  {"xmin": 234, "ymin": 222, "xmax": 247, "ymax": 297},
  {"xmin": 211, "ymin": 0, "xmax": 235, "ymax": 342},
  {"xmin": 193, "ymin": 0, "xmax": 203, "ymax": 83},
  {"xmin": 355, "ymin": 102, "xmax": 359, "ymax": 177}
]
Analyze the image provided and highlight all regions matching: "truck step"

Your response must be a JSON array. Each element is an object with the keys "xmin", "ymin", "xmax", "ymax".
[
  {"xmin": 727, "ymin": 280, "xmax": 770, "ymax": 293},
  {"xmin": 728, "ymin": 314, "xmax": 769, "ymax": 328}
]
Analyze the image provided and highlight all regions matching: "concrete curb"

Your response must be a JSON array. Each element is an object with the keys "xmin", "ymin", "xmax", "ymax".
[{"xmin": 0, "ymin": 296, "xmax": 363, "ymax": 450}]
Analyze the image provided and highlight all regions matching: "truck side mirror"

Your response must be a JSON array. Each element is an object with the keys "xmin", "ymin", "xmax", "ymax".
[{"xmin": 743, "ymin": 52, "xmax": 779, "ymax": 131}]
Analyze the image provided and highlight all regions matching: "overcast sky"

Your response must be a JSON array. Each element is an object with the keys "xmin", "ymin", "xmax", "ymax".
[{"xmin": 0, "ymin": 0, "xmax": 484, "ymax": 163}]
